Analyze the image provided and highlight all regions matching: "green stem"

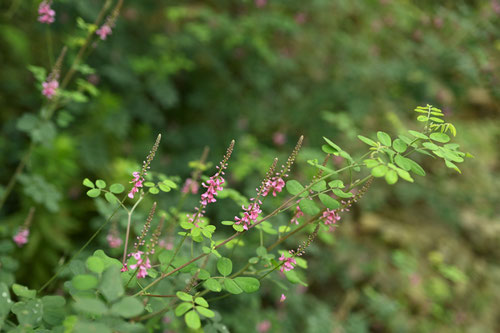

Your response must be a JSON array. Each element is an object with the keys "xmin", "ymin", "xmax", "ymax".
[
  {"xmin": 38, "ymin": 194, "xmax": 127, "ymax": 293},
  {"xmin": 122, "ymin": 194, "xmax": 144, "ymax": 265}
]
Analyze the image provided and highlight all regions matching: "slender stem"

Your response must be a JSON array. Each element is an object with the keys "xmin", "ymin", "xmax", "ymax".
[
  {"xmin": 0, "ymin": 143, "xmax": 34, "ymax": 212},
  {"xmin": 38, "ymin": 194, "xmax": 127, "ymax": 293},
  {"xmin": 122, "ymin": 193, "xmax": 144, "ymax": 264}
]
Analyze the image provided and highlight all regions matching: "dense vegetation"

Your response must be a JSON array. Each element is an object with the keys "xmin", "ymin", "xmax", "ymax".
[{"xmin": 0, "ymin": 0, "xmax": 499, "ymax": 332}]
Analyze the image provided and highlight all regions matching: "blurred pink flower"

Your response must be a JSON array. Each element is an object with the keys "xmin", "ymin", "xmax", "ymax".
[
  {"xmin": 279, "ymin": 254, "xmax": 297, "ymax": 273},
  {"xmin": 96, "ymin": 24, "xmax": 112, "ymax": 40},
  {"xmin": 273, "ymin": 132, "xmax": 286, "ymax": 146},
  {"xmin": 294, "ymin": 13, "xmax": 307, "ymax": 24},
  {"xmin": 255, "ymin": 0, "xmax": 267, "ymax": 8},
  {"xmin": 107, "ymin": 231, "xmax": 123, "ymax": 248},
  {"xmin": 257, "ymin": 320, "xmax": 271, "ymax": 333},
  {"xmin": 280, "ymin": 294, "xmax": 286, "ymax": 302},
  {"xmin": 182, "ymin": 178, "xmax": 199, "ymax": 194},
  {"xmin": 13, "ymin": 228, "xmax": 29, "ymax": 247},
  {"xmin": 38, "ymin": 1, "xmax": 55, "ymax": 24},
  {"xmin": 42, "ymin": 79, "xmax": 58, "ymax": 99}
]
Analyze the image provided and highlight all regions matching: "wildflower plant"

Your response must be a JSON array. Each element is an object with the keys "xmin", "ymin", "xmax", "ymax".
[{"xmin": 0, "ymin": 97, "xmax": 471, "ymax": 331}]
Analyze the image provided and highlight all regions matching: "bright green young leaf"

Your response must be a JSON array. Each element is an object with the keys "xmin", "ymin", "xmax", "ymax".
[
  {"xmin": 87, "ymin": 188, "xmax": 101, "ymax": 198},
  {"xmin": 104, "ymin": 192, "xmax": 117, "ymax": 203},
  {"xmin": 323, "ymin": 137, "xmax": 341, "ymax": 152},
  {"xmin": 371, "ymin": 165, "xmax": 388, "ymax": 177},
  {"xmin": 175, "ymin": 302, "xmax": 192, "ymax": 316},
  {"xmin": 430, "ymin": 132, "xmax": 450, "ymax": 143},
  {"xmin": 392, "ymin": 139, "xmax": 407, "ymax": 153},
  {"xmin": 217, "ymin": 257, "xmax": 232, "ymax": 276},
  {"xmin": 109, "ymin": 183, "xmax": 125, "ymax": 194},
  {"xmin": 194, "ymin": 297, "xmax": 209, "ymax": 307},
  {"xmin": 408, "ymin": 130, "xmax": 428, "ymax": 140},
  {"xmin": 96, "ymin": 180, "xmax": 106, "ymax": 189},
  {"xmin": 158, "ymin": 183, "xmax": 171, "ymax": 192},
  {"xmin": 196, "ymin": 306, "xmax": 215, "ymax": 318},
  {"xmin": 328, "ymin": 179, "xmax": 345, "ymax": 188},
  {"xmin": 176, "ymin": 291, "xmax": 193, "ymax": 302},
  {"xmin": 395, "ymin": 168, "xmax": 414, "ymax": 182},
  {"xmin": 377, "ymin": 131, "xmax": 392, "ymax": 146},
  {"xmin": 385, "ymin": 170, "xmax": 398, "ymax": 185},
  {"xmin": 83, "ymin": 178, "xmax": 94, "ymax": 188},
  {"xmin": 149, "ymin": 187, "xmax": 160, "ymax": 194},
  {"xmin": 185, "ymin": 310, "xmax": 201, "ymax": 329},
  {"xmin": 357, "ymin": 135, "xmax": 377, "ymax": 147},
  {"xmin": 319, "ymin": 194, "xmax": 340, "ymax": 210}
]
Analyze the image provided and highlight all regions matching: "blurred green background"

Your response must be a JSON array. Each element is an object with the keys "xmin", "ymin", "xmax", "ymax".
[{"xmin": 1, "ymin": 0, "xmax": 499, "ymax": 332}]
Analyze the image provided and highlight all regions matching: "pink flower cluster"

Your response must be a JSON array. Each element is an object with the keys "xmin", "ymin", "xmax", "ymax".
[
  {"xmin": 322, "ymin": 208, "xmax": 341, "ymax": 227},
  {"xmin": 129, "ymin": 251, "xmax": 152, "ymax": 279},
  {"xmin": 107, "ymin": 232, "xmax": 123, "ymax": 248},
  {"xmin": 38, "ymin": 1, "xmax": 55, "ymax": 24},
  {"xmin": 200, "ymin": 175, "xmax": 224, "ymax": 205},
  {"xmin": 128, "ymin": 172, "xmax": 144, "ymax": 199},
  {"xmin": 280, "ymin": 293, "xmax": 286, "ymax": 302},
  {"xmin": 96, "ymin": 24, "xmax": 112, "ymax": 40},
  {"xmin": 181, "ymin": 178, "xmax": 199, "ymax": 194},
  {"xmin": 42, "ymin": 79, "xmax": 58, "ymax": 99},
  {"xmin": 262, "ymin": 177, "xmax": 285, "ymax": 197},
  {"xmin": 279, "ymin": 253, "xmax": 297, "ymax": 273},
  {"xmin": 235, "ymin": 200, "xmax": 262, "ymax": 230},
  {"xmin": 290, "ymin": 204, "xmax": 303, "ymax": 225},
  {"xmin": 13, "ymin": 228, "xmax": 29, "ymax": 247}
]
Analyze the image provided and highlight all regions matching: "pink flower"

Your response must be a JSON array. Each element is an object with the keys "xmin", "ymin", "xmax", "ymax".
[
  {"xmin": 235, "ymin": 201, "xmax": 262, "ymax": 230},
  {"xmin": 322, "ymin": 209, "xmax": 341, "ymax": 227},
  {"xmin": 280, "ymin": 294, "xmax": 286, "ymax": 302},
  {"xmin": 96, "ymin": 24, "xmax": 112, "ymax": 40},
  {"xmin": 262, "ymin": 177, "xmax": 285, "ymax": 197},
  {"xmin": 181, "ymin": 178, "xmax": 199, "ymax": 194},
  {"xmin": 255, "ymin": 0, "xmax": 267, "ymax": 8},
  {"xmin": 129, "ymin": 251, "xmax": 151, "ymax": 279},
  {"xmin": 290, "ymin": 204, "xmax": 303, "ymax": 225},
  {"xmin": 200, "ymin": 175, "xmax": 224, "ymax": 205},
  {"xmin": 294, "ymin": 13, "xmax": 307, "ymax": 25},
  {"xmin": 107, "ymin": 232, "xmax": 123, "ymax": 248},
  {"xmin": 128, "ymin": 172, "xmax": 144, "ymax": 199},
  {"xmin": 13, "ymin": 228, "xmax": 29, "ymax": 247},
  {"xmin": 42, "ymin": 79, "xmax": 58, "ymax": 99},
  {"xmin": 279, "ymin": 254, "xmax": 297, "ymax": 273},
  {"xmin": 257, "ymin": 320, "xmax": 271, "ymax": 333},
  {"xmin": 273, "ymin": 132, "xmax": 286, "ymax": 146},
  {"xmin": 38, "ymin": 1, "xmax": 55, "ymax": 24},
  {"xmin": 159, "ymin": 239, "xmax": 173, "ymax": 250}
]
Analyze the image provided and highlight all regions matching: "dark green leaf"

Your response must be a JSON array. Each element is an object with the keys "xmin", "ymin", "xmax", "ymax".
[
  {"xmin": 223, "ymin": 279, "xmax": 243, "ymax": 294},
  {"xmin": 204, "ymin": 278, "xmax": 222, "ymax": 292},
  {"xmin": 286, "ymin": 180, "xmax": 304, "ymax": 196}
]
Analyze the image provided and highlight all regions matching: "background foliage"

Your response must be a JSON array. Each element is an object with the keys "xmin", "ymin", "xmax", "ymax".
[{"xmin": 0, "ymin": 0, "xmax": 499, "ymax": 332}]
